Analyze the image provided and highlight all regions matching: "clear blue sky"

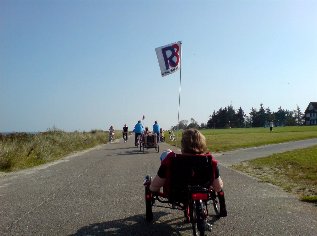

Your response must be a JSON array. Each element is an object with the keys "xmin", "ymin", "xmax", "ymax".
[{"xmin": 1, "ymin": 0, "xmax": 316, "ymax": 132}]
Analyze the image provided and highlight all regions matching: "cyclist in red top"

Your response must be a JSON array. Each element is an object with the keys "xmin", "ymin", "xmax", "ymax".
[{"xmin": 150, "ymin": 128, "xmax": 227, "ymax": 217}]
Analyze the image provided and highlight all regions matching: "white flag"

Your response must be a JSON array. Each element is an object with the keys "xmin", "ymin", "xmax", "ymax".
[{"xmin": 155, "ymin": 41, "xmax": 181, "ymax": 77}]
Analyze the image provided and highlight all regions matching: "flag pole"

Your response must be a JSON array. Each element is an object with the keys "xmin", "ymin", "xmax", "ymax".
[
  {"xmin": 176, "ymin": 41, "xmax": 182, "ymax": 148},
  {"xmin": 155, "ymin": 41, "xmax": 182, "ymax": 148}
]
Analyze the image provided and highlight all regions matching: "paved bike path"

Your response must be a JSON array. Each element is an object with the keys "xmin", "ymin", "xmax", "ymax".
[
  {"xmin": 0, "ymin": 137, "xmax": 316, "ymax": 235},
  {"xmin": 215, "ymin": 138, "xmax": 317, "ymax": 166}
]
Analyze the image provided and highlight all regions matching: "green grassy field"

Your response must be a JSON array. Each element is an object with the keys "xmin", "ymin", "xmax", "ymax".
[{"xmin": 166, "ymin": 126, "xmax": 317, "ymax": 152}]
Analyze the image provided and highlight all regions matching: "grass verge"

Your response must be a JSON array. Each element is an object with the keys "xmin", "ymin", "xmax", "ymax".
[
  {"xmin": 232, "ymin": 145, "xmax": 317, "ymax": 203},
  {"xmin": 165, "ymin": 126, "xmax": 317, "ymax": 152},
  {"xmin": 0, "ymin": 129, "xmax": 121, "ymax": 172}
]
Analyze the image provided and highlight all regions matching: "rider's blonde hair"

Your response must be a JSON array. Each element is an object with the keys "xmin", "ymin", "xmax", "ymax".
[{"xmin": 181, "ymin": 128, "xmax": 207, "ymax": 154}]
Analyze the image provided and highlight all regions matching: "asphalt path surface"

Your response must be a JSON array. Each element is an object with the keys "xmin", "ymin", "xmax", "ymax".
[{"xmin": 1, "ymin": 136, "xmax": 317, "ymax": 236}]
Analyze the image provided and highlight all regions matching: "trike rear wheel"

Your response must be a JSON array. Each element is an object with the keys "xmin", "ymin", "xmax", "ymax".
[
  {"xmin": 191, "ymin": 200, "xmax": 206, "ymax": 236},
  {"xmin": 211, "ymin": 191, "xmax": 220, "ymax": 216}
]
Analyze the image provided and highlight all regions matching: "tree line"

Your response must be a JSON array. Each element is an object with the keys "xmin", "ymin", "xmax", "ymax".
[{"xmin": 172, "ymin": 104, "xmax": 305, "ymax": 130}]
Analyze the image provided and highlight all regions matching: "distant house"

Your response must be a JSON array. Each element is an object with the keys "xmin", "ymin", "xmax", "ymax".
[{"xmin": 304, "ymin": 102, "xmax": 317, "ymax": 125}]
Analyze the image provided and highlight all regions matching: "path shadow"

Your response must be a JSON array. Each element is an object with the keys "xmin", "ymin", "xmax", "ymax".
[
  {"xmin": 116, "ymin": 149, "xmax": 149, "ymax": 156},
  {"xmin": 103, "ymin": 146, "xmax": 137, "ymax": 151},
  {"xmin": 102, "ymin": 149, "xmax": 149, "ymax": 157},
  {"xmin": 69, "ymin": 212, "xmax": 189, "ymax": 236},
  {"xmin": 70, "ymin": 210, "xmax": 221, "ymax": 236}
]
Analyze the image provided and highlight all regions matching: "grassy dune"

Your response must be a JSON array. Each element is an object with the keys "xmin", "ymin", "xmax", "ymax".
[{"xmin": 0, "ymin": 129, "xmax": 121, "ymax": 172}]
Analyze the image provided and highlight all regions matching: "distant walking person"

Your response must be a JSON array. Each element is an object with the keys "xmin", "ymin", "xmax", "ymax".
[
  {"xmin": 153, "ymin": 121, "xmax": 160, "ymax": 143},
  {"xmin": 269, "ymin": 121, "xmax": 274, "ymax": 132}
]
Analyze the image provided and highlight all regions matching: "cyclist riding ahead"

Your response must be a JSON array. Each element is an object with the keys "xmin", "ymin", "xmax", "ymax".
[
  {"xmin": 153, "ymin": 121, "xmax": 160, "ymax": 143},
  {"xmin": 109, "ymin": 125, "xmax": 115, "ymax": 143},
  {"xmin": 133, "ymin": 120, "xmax": 144, "ymax": 146},
  {"xmin": 122, "ymin": 124, "xmax": 128, "ymax": 142}
]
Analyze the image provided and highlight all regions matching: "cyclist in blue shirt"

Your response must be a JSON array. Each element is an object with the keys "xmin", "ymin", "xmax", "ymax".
[
  {"xmin": 133, "ymin": 120, "xmax": 144, "ymax": 146},
  {"xmin": 153, "ymin": 121, "xmax": 160, "ymax": 143}
]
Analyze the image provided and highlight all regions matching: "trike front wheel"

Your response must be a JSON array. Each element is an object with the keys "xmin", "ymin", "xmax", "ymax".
[{"xmin": 145, "ymin": 187, "xmax": 153, "ymax": 221}]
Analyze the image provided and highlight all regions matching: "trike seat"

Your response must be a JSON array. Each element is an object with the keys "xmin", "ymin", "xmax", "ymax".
[{"xmin": 165, "ymin": 154, "xmax": 214, "ymax": 203}]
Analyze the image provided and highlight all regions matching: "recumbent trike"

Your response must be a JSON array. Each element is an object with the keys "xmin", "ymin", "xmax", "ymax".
[
  {"xmin": 144, "ymin": 154, "xmax": 223, "ymax": 236},
  {"xmin": 139, "ymin": 133, "xmax": 159, "ymax": 153}
]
